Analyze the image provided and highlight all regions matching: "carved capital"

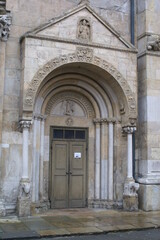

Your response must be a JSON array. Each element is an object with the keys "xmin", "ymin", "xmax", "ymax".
[
  {"xmin": 0, "ymin": 15, "xmax": 12, "ymax": 41},
  {"xmin": 19, "ymin": 120, "xmax": 32, "ymax": 129},
  {"xmin": 122, "ymin": 126, "xmax": 136, "ymax": 134},
  {"xmin": 34, "ymin": 114, "xmax": 47, "ymax": 121}
]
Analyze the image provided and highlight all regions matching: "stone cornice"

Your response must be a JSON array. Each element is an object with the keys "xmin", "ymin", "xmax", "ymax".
[
  {"xmin": 137, "ymin": 32, "xmax": 160, "ymax": 41},
  {"xmin": 138, "ymin": 50, "xmax": 160, "ymax": 59},
  {"xmin": 20, "ymin": 34, "xmax": 138, "ymax": 54}
]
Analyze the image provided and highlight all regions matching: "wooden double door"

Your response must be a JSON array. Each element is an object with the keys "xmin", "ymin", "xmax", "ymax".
[{"xmin": 51, "ymin": 128, "xmax": 87, "ymax": 209}]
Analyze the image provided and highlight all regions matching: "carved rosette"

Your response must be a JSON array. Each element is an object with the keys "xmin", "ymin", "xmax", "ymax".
[
  {"xmin": 122, "ymin": 126, "xmax": 136, "ymax": 134},
  {"xmin": 24, "ymin": 48, "xmax": 137, "ymax": 120},
  {"xmin": 0, "ymin": 15, "xmax": 12, "ymax": 41}
]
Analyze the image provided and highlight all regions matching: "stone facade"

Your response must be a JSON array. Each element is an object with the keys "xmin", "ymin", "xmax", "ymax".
[{"xmin": 0, "ymin": 0, "xmax": 159, "ymax": 216}]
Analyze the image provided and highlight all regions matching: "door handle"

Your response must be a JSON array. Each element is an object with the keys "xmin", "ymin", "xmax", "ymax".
[{"xmin": 66, "ymin": 172, "xmax": 72, "ymax": 175}]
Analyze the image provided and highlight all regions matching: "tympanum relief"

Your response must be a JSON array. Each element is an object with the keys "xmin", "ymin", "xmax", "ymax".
[{"xmin": 51, "ymin": 100, "xmax": 85, "ymax": 117}]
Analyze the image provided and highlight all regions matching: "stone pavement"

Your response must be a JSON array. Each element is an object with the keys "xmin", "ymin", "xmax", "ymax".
[{"xmin": 0, "ymin": 208, "xmax": 160, "ymax": 239}]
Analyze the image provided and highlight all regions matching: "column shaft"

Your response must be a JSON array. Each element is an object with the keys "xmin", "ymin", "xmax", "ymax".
[
  {"xmin": 127, "ymin": 133, "xmax": 133, "ymax": 179},
  {"xmin": 39, "ymin": 119, "xmax": 45, "ymax": 199},
  {"xmin": 108, "ymin": 122, "xmax": 114, "ymax": 201},
  {"xmin": 22, "ymin": 127, "xmax": 29, "ymax": 179},
  {"xmin": 95, "ymin": 122, "xmax": 101, "ymax": 199},
  {"xmin": 101, "ymin": 122, "xmax": 108, "ymax": 199}
]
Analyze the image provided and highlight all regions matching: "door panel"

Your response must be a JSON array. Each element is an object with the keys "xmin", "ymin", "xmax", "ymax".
[
  {"xmin": 51, "ymin": 141, "xmax": 68, "ymax": 208},
  {"xmin": 69, "ymin": 142, "xmax": 86, "ymax": 208},
  {"xmin": 51, "ymin": 138, "xmax": 87, "ymax": 209}
]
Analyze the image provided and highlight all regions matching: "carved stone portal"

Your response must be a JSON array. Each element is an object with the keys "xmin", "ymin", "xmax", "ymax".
[{"xmin": 78, "ymin": 19, "xmax": 91, "ymax": 41}]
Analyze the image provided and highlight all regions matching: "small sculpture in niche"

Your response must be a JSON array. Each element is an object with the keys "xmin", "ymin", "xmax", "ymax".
[
  {"xmin": 147, "ymin": 35, "xmax": 160, "ymax": 51},
  {"xmin": 78, "ymin": 19, "xmax": 91, "ymax": 41},
  {"xmin": 62, "ymin": 100, "xmax": 75, "ymax": 116}
]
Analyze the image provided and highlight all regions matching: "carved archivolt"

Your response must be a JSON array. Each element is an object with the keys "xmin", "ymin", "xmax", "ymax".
[
  {"xmin": 45, "ymin": 91, "xmax": 95, "ymax": 118},
  {"xmin": 24, "ymin": 47, "xmax": 136, "ymax": 117}
]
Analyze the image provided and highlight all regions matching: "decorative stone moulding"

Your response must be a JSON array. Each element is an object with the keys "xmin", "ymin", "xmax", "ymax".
[
  {"xmin": 24, "ymin": 47, "xmax": 137, "ymax": 121},
  {"xmin": 93, "ymin": 117, "xmax": 119, "ymax": 124},
  {"xmin": 0, "ymin": 14, "xmax": 11, "ymax": 41},
  {"xmin": 147, "ymin": 35, "xmax": 160, "ymax": 51}
]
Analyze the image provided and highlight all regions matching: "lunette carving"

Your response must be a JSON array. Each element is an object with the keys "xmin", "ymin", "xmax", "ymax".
[{"xmin": 45, "ymin": 91, "xmax": 95, "ymax": 118}]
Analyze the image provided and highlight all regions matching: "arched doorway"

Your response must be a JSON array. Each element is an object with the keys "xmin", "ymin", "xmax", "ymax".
[{"xmin": 18, "ymin": 52, "xmax": 138, "ymax": 213}]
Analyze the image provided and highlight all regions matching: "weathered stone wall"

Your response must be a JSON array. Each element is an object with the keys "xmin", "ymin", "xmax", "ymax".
[{"xmin": 137, "ymin": 0, "xmax": 160, "ymax": 211}]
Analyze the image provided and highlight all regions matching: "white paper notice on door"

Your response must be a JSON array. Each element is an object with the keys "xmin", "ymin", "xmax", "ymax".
[{"xmin": 74, "ymin": 152, "xmax": 81, "ymax": 159}]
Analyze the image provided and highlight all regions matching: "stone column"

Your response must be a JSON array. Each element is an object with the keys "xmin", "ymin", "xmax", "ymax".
[
  {"xmin": 39, "ymin": 116, "xmax": 46, "ymax": 200},
  {"xmin": 122, "ymin": 126, "xmax": 139, "ymax": 211},
  {"xmin": 17, "ymin": 120, "xmax": 32, "ymax": 217},
  {"xmin": 94, "ymin": 119, "xmax": 101, "ymax": 200},
  {"xmin": 100, "ymin": 119, "xmax": 108, "ymax": 200},
  {"xmin": 108, "ymin": 121, "xmax": 114, "ymax": 201}
]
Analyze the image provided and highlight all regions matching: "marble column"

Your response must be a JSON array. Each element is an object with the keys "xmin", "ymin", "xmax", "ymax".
[
  {"xmin": 100, "ymin": 119, "xmax": 108, "ymax": 200},
  {"xmin": 39, "ymin": 117, "xmax": 46, "ymax": 200},
  {"xmin": 17, "ymin": 120, "xmax": 32, "ymax": 217},
  {"xmin": 108, "ymin": 121, "xmax": 114, "ymax": 201},
  {"xmin": 94, "ymin": 120, "xmax": 101, "ymax": 200},
  {"xmin": 122, "ymin": 126, "xmax": 139, "ymax": 211}
]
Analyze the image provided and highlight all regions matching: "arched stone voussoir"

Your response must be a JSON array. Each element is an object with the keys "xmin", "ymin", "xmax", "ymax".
[{"xmin": 23, "ymin": 47, "xmax": 137, "ymax": 118}]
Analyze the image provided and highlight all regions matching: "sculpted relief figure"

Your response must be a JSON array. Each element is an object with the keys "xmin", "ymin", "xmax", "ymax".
[
  {"xmin": 147, "ymin": 35, "xmax": 160, "ymax": 51},
  {"xmin": 78, "ymin": 19, "xmax": 91, "ymax": 41},
  {"xmin": 62, "ymin": 100, "xmax": 75, "ymax": 116},
  {"xmin": 0, "ymin": 15, "xmax": 11, "ymax": 41}
]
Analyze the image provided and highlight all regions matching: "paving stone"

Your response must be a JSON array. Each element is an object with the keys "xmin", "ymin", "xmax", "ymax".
[
  {"xmin": 38, "ymin": 228, "xmax": 70, "ymax": 236},
  {"xmin": 21, "ymin": 218, "xmax": 56, "ymax": 231},
  {"xmin": 0, "ymin": 230, "xmax": 40, "ymax": 239}
]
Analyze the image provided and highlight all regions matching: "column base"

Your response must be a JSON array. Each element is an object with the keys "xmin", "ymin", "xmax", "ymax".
[
  {"xmin": 138, "ymin": 184, "xmax": 160, "ymax": 211},
  {"xmin": 123, "ymin": 181, "xmax": 139, "ymax": 211},
  {"xmin": 88, "ymin": 199, "xmax": 123, "ymax": 209},
  {"xmin": 30, "ymin": 200, "xmax": 50, "ymax": 214},
  {"xmin": 17, "ymin": 197, "xmax": 31, "ymax": 217},
  {"xmin": 123, "ymin": 195, "xmax": 138, "ymax": 211},
  {"xmin": 0, "ymin": 199, "xmax": 6, "ymax": 217},
  {"xmin": 17, "ymin": 178, "xmax": 31, "ymax": 217}
]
